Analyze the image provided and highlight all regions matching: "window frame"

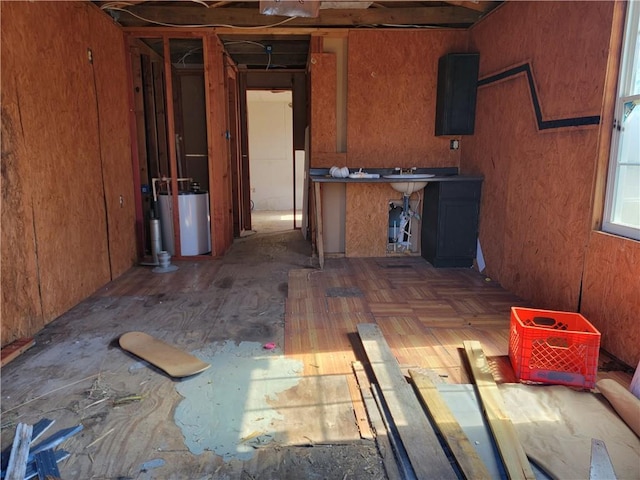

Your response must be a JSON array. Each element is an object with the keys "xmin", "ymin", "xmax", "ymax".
[{"xmin": 603, "ymin": 1, "xmax": 640, "ymax": 241}]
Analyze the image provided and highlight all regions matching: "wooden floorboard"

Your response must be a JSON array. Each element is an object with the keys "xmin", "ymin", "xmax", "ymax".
[
  {"xmin": 2, "ymin": 242, "xmax": 632, "ymax": 479},
  {"xmin": 284, "ymin": 257, "xmax": 522, "ymax": 381}
]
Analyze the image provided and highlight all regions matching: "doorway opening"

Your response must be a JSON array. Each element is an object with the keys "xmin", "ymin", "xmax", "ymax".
[{"xmin": 246, "ymin": 89, "xmax": 304, "ymax": 233}]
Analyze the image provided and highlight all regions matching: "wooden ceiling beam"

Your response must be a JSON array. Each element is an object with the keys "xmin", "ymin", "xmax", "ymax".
[
  {"xmin": 114, "ymin": 5, "xmax": 481, "ymax": 27},
  {"xmin": 444, "ymin": 1, "xmax": 498, "ymax": 13},
  {"xmin": 446, "ymin": 0, "xmax": 500, "ymax": 13}
]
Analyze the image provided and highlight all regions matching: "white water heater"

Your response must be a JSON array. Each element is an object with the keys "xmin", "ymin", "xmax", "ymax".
[{"xmin": 158, "ymin": 191, "xmax": 211, "ymax": 256}]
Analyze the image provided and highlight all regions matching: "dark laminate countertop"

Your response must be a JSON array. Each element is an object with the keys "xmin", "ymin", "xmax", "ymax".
[{"xmin": 309, "ymin": 167, "xmax": 483, "ymax": 183}]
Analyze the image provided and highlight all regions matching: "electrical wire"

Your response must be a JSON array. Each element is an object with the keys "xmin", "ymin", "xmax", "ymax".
[
  {"xmin": 189, "ymin": 0, "xmax": 211, "ymax": 7},
  {"xmin": 103, "ymin": 6, "xmax": 299, "ymax": 29},
  {"xmin": 99, "ymin": 2, "xmax": 137, "ymax": 9},
  {"xmin": 176, "ymin": 47, "xmax": 204, "ymax": 66},
  {"xmin": 222, "ymin": 40, "xmax": 266, "ymax": 49},
  {"xmin": 222, "ymin": 40, "xmax": 275, "ymax": 70}
]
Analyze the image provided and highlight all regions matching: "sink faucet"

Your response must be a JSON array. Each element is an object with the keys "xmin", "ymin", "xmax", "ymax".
[{"xmin": 395, "ymin": 167, "xmax": 417, "ymax": 174}]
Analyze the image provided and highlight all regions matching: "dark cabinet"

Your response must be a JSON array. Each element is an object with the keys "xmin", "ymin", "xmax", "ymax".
[
  {"xmin": 421, "ymin": 180, "xmax": 482, "ymax": 268},
  {"xmin": 435, "ymin": 53, "xmax": 480, "ymax": 136}
]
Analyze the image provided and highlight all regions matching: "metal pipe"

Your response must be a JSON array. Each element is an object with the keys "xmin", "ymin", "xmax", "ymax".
[
  {"xmin": 152, "ymin": 177, "xmax": 193, "ymax": 202},
  {"xmin": 149, "ymin": 218, "xmax": 162, "ymax": 264}
]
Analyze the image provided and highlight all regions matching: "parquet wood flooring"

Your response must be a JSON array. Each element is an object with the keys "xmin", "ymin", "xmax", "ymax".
[{"xmin": 284, "ymin": 257, "xmax": 525, "ymax": 385}]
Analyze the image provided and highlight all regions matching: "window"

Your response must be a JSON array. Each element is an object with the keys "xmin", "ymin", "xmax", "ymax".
[{"xmin": 604, "ymin": 1, "xmax": 640, "ymax": 241}]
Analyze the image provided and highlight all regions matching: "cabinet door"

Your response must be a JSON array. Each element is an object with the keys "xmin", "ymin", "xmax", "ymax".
[
  {"xmin": 437, "ymin": 200, "xmax": 479, "ymax": 258},
  {"xmin": 421, "ymin": 180, "xmax": 482, "ymax": 267},
  {"xmin": 435, "ymin": 53, "xmax": 480, "ymax": 136}
]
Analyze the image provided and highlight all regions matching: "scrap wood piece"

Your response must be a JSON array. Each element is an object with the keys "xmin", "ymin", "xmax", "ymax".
[
  {"xmin": 24, "ymin": 450, "xmax": 69, "ymax": 480},
  {"xmin": 357, "ymin": 323, "xmax": 457, "ymax": 480},
  {"xmin": 313, "ymin": 182, "xmax": 325, "ymax": 269},
  {"xmin": 5, "ymin": 423, "xmax": 33, "ymax": 480},
  {"xmin": 1, "ymin": 338, "xmax": 35, "ymax": 367},
  {"xmin": 371, "ymin": 383, "xmax": 417, "ymax": 480},
  {"xmin": 462, "ymin": 340, "xmax": 536, "ymax": 480},
  {"xmin": 589, "ymin": 438, "xmax": 618, "ymax": 480},
  {"xmin": 34, "ymin": 449, "xmax": 61, "ymax": 480},
  {"xmin": 352, "ymin": 362, "xmax": 403, "ymax": 480},
  {"xmin": 1, "ymin": 419, "xmax": 55, "ymax": 471},
  {"xmin": 409, "ymin": 369, "xmax": 492, "ymax": 480},
  {"xmin": 596, "ymin": 378, "xmax": 640, "ymax": 437},
  {"xmin": 28, "ymin": 425, "xmax": 83, "ymax": 463}
]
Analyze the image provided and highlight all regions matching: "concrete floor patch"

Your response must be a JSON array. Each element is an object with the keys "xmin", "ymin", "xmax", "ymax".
[{"xmin": 174, "ymin": 341, "xmax": 303, "ymax": 461}]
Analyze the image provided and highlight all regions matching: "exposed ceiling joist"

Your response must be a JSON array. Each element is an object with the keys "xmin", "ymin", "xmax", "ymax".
[
  {"xmin": 100, "ymin": 1, "xmax": 502, "ymax": 70},
  {"xmin": 112, "ymin": 5, "xmax": 482, "ymax": 28},
  {"xmin": 444, "ymin": 1, "xmax": 493, "ymax": 13}
]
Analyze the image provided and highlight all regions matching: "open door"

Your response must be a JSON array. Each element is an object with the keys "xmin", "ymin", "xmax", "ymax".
[{"xmin": 235, "ymin": 70, "xmax": 308, "ymax": 235}]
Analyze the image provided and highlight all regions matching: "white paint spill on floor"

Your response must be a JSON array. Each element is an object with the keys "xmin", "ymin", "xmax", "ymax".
[{"xmin": 174, "ymin": 341, "xmax": 303, "ymax": 461}]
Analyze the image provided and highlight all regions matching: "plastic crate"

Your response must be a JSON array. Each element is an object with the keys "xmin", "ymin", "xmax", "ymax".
[{"xmin": 508, "ymin": 307, "xmax": 600, "ymax": 389}]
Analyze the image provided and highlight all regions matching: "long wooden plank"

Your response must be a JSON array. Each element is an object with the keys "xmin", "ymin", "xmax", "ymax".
[
  {"xmin": 357, "ymin": 323, "xmax": 457, "ymax": 480},
  {"xmin": 352, "ymin": 362, "xmax": 403, "ymax": 480},
  {"xmin": 371, "ymin": 383, "xmax": 416, "ymax": 480},
  {"xmin": 462, "ymin": 340, "xmax": 536, "ymax": 480},
  {"xmin": 409, "ymin": 369, "xmax": 492, "ymax": 480},
  {"xmin": 314, "ymin": 182, "xmax": 325, "ymax": 269}
]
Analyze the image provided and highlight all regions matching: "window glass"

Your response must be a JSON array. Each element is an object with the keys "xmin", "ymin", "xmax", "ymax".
[{"xmin": 604, "ymin": 3, "xmax": 640, "ymax": 240}]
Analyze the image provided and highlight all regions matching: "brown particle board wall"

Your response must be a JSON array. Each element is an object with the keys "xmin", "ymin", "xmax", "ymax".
[
  {"xmin": 1, "ymin": 2, "xmax": 136, "ymax": 346},
  {"xmin": 463, "ymin": 2, "xmax": 639, "ymax": 365},
  {"xmin": 464, "ymin": 1, "xmax": 614, "ymax": 311},
  {"xmin": 581, "ymin": 233, "xmax": 640, "ymax": 367},
  {"xmin": 89, "ymin": 8, "xmax": 138, "ymax": 278},
  {"xmin": 346, "ymin": 30, "xmax": 467, "ymax": 169},
  {"xmin": 310, "ymin": 52, "xmax": 338, "ymax": 161}
]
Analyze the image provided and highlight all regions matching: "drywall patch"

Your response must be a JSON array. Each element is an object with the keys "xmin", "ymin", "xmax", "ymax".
[{"xmin": 174, "ymin": 341, "xmax": 303, "ymax": 461}]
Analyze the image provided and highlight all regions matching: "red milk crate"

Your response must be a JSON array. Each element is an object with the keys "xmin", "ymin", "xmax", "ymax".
[{"xmin": 508, "ymin": 307, "xmax": 601, "ymax": 389}]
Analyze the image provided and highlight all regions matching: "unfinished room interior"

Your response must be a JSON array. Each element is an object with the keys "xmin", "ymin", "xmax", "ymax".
[{"xmin": 2, "ymin": 0, "xmax": 639, "ymax": 478}]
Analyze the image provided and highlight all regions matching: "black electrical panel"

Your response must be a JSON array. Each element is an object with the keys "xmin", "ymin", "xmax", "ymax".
[{"xmin": 435, "ymin": 53, "xmax": 480, "ymax": 136}]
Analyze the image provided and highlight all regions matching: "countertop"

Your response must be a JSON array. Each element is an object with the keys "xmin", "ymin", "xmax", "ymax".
[{"xmin": 309, "ymin": 167, "xmax": 483, "ymax": 183}]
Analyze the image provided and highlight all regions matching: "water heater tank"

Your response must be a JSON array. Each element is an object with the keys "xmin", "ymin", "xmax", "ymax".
[{"xmin": 158, "ymin": 191, "xmax": 211, "ymax": 256}]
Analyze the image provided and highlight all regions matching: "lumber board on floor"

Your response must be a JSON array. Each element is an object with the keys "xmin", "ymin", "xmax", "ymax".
[
  {"xmin": 357, "ymin": 323, "xmax": 457, "ymax": 480},
  {"xmin": 1, "ymin": 338, "xmax": 35, "ymax": 367},
  {"xmin": 409, "ymin": 369, "xmax": 492, "ymax": 480},
  {"xmin": 371, "ymin": 383, "xmax": 416, "ymax": 480},
  {"xmin": 352, "ymin": 362, "xmax": 402, "ymax": 480},
  {"xmin": 5, "ymin": 423, "xmax": 32, "ymax": 480},
  {"xmin": 314, "ymin": 182, "xmax": 325, "ymax": 269},
  {"xmin": 463, "ymin": 340, "xmax": 536, "ymax": 480},
  {"xmin": 34, "ymin": 449, "xmax": 61, "ymax": 479}
]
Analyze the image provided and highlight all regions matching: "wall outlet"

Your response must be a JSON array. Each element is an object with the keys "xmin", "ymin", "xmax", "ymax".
[{"xmin": 450, "ymin": 139, "xmax": 460, "ymax": 150}]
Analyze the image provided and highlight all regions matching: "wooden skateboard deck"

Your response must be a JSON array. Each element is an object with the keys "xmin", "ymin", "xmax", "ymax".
[{"xmin": 119, "ymin": 332, "xmax": 210, "ymax": 377}]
